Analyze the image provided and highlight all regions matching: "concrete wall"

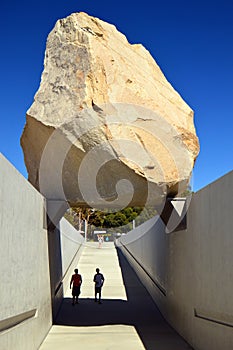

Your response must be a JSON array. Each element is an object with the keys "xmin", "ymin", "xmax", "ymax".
[
  {"xmin": 0, "ymin": 154, "xmax": 52, "ymax": 350},
  {"xmin": 118, "ymin": 170, "xmax": 233, "ymax": 350},
  {"xmin": 48, "ymin": 218, "xmax": 84, "ymax": 319},
  {"xmin": 1, "ymin": 149, "xmax": 232, "ymax": 349},
  {"xmin": 0, "ymin": 154, "xmax": 84, "ymax": 349}
]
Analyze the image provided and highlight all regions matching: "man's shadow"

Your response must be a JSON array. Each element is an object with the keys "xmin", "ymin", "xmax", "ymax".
[{"xmin": 55, "ymin": 248, "xmax": 192, "ymax": 350}]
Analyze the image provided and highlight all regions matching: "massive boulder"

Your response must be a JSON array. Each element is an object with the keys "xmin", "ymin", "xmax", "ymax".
[{"xmin": 21, "ymin": 12, "xmax": 199, "ymax": 209}]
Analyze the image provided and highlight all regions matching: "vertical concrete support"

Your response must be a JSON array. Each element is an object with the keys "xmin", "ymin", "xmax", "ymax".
[
  {"xmin": 159, "ymin": 197, "xmax": 188, "ymax": 233},
  {"xmin": 46, "ymin": 199, "xmax": 69, "ymax": 230},
  {"xmin": 118, "ymin": 170, "xmax": 233, "ymax": 350},
  {"xmin": 45, "ymin": 199, "xmax": 69, "ymax": 320},
  {"xmin": 47, "ymin": 223, "xmax": 64, "ymax": 321}
]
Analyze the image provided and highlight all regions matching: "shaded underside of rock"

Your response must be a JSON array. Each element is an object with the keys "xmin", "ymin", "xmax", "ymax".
[{"xmin": 21, "ymin": 12, "xmax": 199, "ymax": 208}]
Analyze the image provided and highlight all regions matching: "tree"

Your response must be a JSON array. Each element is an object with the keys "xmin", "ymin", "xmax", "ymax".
[{"xmin": 65, "ymin": 206, "xmax": 158, "ymax": 237}]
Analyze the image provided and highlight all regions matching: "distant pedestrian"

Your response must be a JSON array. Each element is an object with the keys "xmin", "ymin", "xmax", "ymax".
[
  {"xmin": 93, "ymin": 268, "xmax": 105, "ymax": 304},
  {"xmin": 98, "ymin": 235, "xmax": 104, "ymax": 248},
  {"xmin": 70, "ymin": 268, "xmax": 82, "ymax": 305}
]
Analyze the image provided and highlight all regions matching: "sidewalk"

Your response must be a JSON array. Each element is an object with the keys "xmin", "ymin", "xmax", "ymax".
[{"xmin": 40, "ymin": 242, "xmax": 192, "ymax": 350}]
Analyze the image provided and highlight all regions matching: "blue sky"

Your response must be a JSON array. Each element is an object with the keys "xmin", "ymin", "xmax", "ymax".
[{"xmin": 0, "ymin": 0, "xmax": 232, "ymax": 192}]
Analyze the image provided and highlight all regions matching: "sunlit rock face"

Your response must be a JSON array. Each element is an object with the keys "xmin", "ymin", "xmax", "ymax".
[{"xmin": 21, "ymin": 12, "xmax": 199, "ymax": 209}]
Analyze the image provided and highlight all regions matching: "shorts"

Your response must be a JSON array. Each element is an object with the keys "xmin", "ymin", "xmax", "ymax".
[
  {"xmin": 72, "ymin": 286, "xmax": 81, "ymax": 297},
  {"xmin": 95, "ymin": 286, "xmax": 102, "ymax": 293}
]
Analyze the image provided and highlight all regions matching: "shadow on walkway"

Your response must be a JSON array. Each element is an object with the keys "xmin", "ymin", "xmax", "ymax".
[{"xmin": 55, "ymin": 248, "xmax": 193, "ymax": 350}]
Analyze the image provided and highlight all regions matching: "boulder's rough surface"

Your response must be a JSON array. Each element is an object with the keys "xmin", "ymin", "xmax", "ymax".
[{"xmin": 21, "ymin": 12, "xmax": 199, "ymax": 208}]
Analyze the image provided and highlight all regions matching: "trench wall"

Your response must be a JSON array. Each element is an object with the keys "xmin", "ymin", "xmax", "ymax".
[
  {"xmin": 0, "ymin": 154, "xmax": 83, "ymax": 349},
  {"xmin": 118, "ymin": 170, "xmax": 233, "ymax": 350}
]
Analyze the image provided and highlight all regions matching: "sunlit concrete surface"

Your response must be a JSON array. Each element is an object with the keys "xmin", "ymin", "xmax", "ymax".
[
  {"xmin": 65, "ymin": 242, "xmax": 128, "ymax": 300},
  {"xmin": 40, "ymin": 325, "xmax": 145, "ymax": 350},
  {"xmin": 40, "ymin": 242, "xmax": 192, "ymax": 349}
]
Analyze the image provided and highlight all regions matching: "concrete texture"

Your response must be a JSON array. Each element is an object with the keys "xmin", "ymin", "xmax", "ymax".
[
  {"xmin": 60, "ymin": 218, "xmax": 84, "ymax": 292},
  {"xmin": 47, "ymin": 218, "xmax": 84, "ymax": 320},
  {"xmin": 0, "ymin": 153, "xmax": 85, "ymax": 349},
  {"xmin": 1, "ymin": 151, "xmax": 232, "ymax": 349},
  {"xmin": 118, "ymin": 170, "xmax": 233, "ymax": 350},
  {"xmin": 0, "ymin": 153, "xmax": 52, "ymax": 350},
  {"xmin": 40, "ymin": 243, "xmax": 192, "ymax": 350}
]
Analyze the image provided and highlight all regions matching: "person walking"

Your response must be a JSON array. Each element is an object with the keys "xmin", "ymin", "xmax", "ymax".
[
  {"xmin": 70, "ymin": 268, "xmax": 82, "ymax": 305},
  {"xmin": 98, "ymin": 235, "xmax": 104, "ymax": 248},
  {"xmin": 93, "ymin": 268, "xmax": 105, "ymax": 304}
]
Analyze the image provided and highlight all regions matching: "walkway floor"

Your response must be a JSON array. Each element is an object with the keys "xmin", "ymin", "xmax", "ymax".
[{"xmin": 40, "ymin": 242, "xmax": 193, "ymax": 350}]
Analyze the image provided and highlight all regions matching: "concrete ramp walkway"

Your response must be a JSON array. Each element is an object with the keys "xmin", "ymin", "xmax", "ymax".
[{"xmin": 40, "ymin": 242, "xmax": 192, "ymax": 350}]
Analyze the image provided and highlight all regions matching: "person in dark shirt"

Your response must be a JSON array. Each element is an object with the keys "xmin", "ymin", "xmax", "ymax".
[{"xmin": 70, "ymin": 268, "xmax": 82, "ymax": 305}]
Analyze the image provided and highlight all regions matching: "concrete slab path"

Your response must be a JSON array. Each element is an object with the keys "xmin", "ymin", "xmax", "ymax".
[{"xmin": 40, "ymin": 242, "xmax": 193, "ymax": 350}]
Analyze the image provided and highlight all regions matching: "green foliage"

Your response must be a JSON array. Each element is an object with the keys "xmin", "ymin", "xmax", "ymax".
[
  {"xmin": 89, "ymin": 206, "xmax": 157, "ymax": 231},
  {"xmin": 104, "ymin": 212, "xmax": 127, "ymax": 228},
  {"xmin": 64, "ymin": 206, "xmax": 158, "ymax": 235},
  {"xmin": 89, "ymin": 210, "xmax": 105, "ymax": 227}
]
